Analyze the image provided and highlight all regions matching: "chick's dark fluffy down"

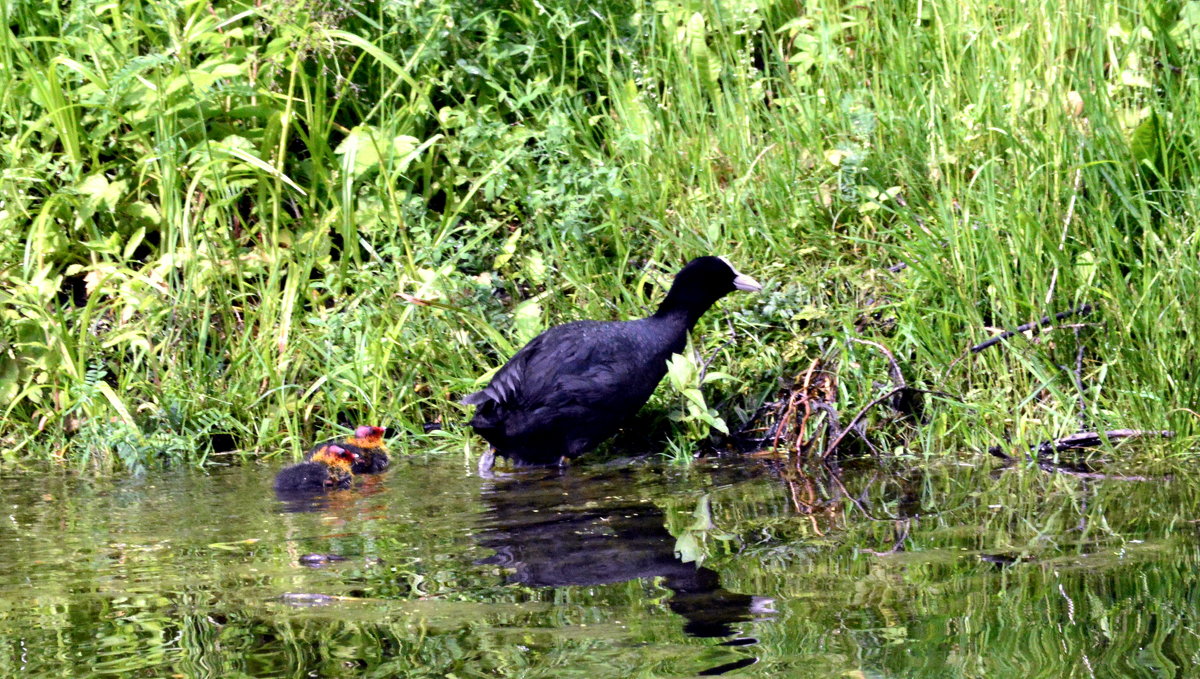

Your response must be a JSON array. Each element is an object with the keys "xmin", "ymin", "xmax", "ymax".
[{"xmin": 273, "ymin": 460, "xmax": 352, "ymax": 491}]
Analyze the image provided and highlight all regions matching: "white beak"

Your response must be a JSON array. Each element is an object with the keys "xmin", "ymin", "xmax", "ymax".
[
  {"xmin": 718, "ymin": 256, "xmax": 763, "ymax": 292},
  {"xmin": 733, "ymin": 272, "xmax": 762, "ymax": 292}
]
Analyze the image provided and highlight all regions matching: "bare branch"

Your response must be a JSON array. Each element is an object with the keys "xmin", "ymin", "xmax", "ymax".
[{"xmin": 970, "ymin": 303, "xmax": 1094, "ymax": 353}]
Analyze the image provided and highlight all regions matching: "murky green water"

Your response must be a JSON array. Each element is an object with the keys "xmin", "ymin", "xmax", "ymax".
[{"xmin": 1, "ymin": 453, "xmax": 1197, "ymax": 678}]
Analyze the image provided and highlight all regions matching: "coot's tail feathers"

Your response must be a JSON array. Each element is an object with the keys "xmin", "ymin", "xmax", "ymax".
[
  {"xmin": 463, "ymin": 363, "xmax": 526, "ymax": 407},
  {"xmin": 461, "ymin": 390, "xmax": 491, "ymax": 406}
]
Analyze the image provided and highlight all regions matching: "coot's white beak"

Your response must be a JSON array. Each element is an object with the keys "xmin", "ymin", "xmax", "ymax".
[
  {"xmin": 733, "ymin": 271, "xmax": 762, "ymax": 292},
  {"xmin": 716, "ymin": 256, "xmax": 763, "ymax": 292}
]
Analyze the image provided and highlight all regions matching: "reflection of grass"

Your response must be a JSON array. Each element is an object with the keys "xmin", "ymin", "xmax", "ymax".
[
  {"xmin": 2, "ymin": 0, "xmax": 1199, "ymax": 467},
  {"xmin": 3, "ymin": 455, "xmax": 1200, "ymax": 676},
  {"xmin": 704, "ymin": 460, "xmax": 1200, "ymax": 677}
]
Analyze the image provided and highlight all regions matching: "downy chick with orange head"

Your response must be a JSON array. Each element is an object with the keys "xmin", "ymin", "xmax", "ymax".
[
  {"xmin": 275, "ymin": 444, "xmax": 359, "ymax": 491},
  {"xmin": 305, "ymin": 425, "xmax": 388, "ymax": 474}
]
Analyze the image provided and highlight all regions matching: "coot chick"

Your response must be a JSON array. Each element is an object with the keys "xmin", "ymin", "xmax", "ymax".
[
  {"xmin": 305, "ymin": 425, "xmax": 389, "ymax": 474},
  {"xmin": 464, "ymin": 256, "xmax": 761, "ymax": 469},
  {"xmin": 274, "ymin": 444, "xmax": 358, "ymax": 491}
]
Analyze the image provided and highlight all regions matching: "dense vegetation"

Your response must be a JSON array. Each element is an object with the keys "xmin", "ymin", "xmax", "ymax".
[{"xmin": 1, "ymin": 0, "xmax": 1197, "ymax": 470}]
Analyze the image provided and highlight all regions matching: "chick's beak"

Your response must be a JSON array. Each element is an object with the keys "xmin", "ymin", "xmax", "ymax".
[{"xmin": 733, "ymin": 272, "xmax": 763, "ymax": 292}]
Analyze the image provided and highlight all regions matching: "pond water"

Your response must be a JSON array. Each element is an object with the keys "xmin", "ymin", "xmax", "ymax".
[{"xmin": 0, "ymin": 452, "xmax": 1197, "ymax": 678}]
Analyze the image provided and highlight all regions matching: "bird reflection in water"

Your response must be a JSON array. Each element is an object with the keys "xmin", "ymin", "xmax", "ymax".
[
  {"xmin": 475, "ymin": 465, "xmax": 774, "ymax": 640},
  {"xmin": 274, "ymin": 475, "xmax": 389, "ymax": 514}
]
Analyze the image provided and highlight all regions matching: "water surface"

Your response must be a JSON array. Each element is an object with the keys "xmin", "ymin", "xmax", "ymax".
[{"xmin": 0, "ymin": 454, "xmax": 1196, "ymax": 677}]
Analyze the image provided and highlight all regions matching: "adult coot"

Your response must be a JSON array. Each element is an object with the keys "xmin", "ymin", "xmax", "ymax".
[
  {"xmin": 274, "ymin": 444, "xmax": 358, "ymax": 491},
  {"xmin": 464, "ymin": 256, "xmax": 761, "ymax": 470},
  {"xmin": 304, "ymin": 425, "xmax": 389, "ymax": 474}
]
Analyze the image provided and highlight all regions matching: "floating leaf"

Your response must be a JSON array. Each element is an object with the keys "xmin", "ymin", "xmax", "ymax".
[
  {"xmin": 208, "ymin": 538, "xmax": 261, "ymax": 550},
  {"xmin": 674, "ymin": 532, "xmax": 702, "ymax": 564}
]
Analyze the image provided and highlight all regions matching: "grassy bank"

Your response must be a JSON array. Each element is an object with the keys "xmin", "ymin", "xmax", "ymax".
[{"xmin": 1, "ymin": 0, "xmax": 1197, "ymax": 471}]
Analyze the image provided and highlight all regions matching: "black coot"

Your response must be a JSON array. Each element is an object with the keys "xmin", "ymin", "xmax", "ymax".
[{"xmin": 463, "ymin": 256, "xmax": 761, "ymax": 469}]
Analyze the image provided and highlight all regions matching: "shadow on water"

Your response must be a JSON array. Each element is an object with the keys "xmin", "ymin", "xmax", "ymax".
[{"xmin": 475, "ymin": 465, "xmax": 775, "ymax": 639}]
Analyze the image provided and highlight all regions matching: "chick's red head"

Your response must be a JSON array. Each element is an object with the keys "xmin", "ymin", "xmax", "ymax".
[
  {"xmin": 327, "ymin": 445, "xmax": 359, "ymax": 464},
  {"xmin": 354, "ymin": 425, "xmax": 386, "ymax": 443}
]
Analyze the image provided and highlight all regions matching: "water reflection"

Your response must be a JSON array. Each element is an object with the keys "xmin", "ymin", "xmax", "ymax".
[
  {"xmin": 476, "ymin": 465, "xmax": 773, "ymax": 638},
  {"xmin": 274, "ymin": 488, "xmax": 350, "ymax": 512},
  {"xmin": 274, "ymin": 473, "xmax": 391, "ymax": 512},
  {"xmin": 3, "ymin": 456, "xmax": 1199, "ymax": 678}
]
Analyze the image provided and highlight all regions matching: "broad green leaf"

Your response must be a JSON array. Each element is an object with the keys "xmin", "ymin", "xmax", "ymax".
[
  {"xmin": 78, "ymin": 174, "xmax": 126, "ymax": 212},
  {"xmin": 1130, "ymin": 110, "xmax": 1161, "ymax": 168},
  {"xmin": 493, "ymin": 228, "xmax": 523, "ymax": 269},
  {"xmin": 666, "ymin": 353, "xmax": 695, "ymax": 390},
  {"xmin": 523, "ymin": 251, "xmax": 548, "ymax": 284},
  {"xmin": 393, "ymin": 134, "xmax": 419, "ymax": 158},
  {"xmin": 122, "ymin": 227, "xmax": 146, "ymax": 260},
  {"xmin": 702, "ymin": 409, "xmax": 729, "ymax": 434},
  {"xmin": 1172, "ymin": 1, "xmax": 1200, "ymax": 50},
  {"xmin": 336, "ymin": 125, "xmax": 383, "ymax": 178},
  {"xmin": 512, "ymin": 298, "xmax": 543, "ymax": 346}
]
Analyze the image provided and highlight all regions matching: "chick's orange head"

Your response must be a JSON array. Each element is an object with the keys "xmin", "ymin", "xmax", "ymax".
[
  {"xmin": 329, "ymin": 445, "xmax": 359, "ymax": 463},
  {"xmin": 313, "ymin": 444, "xmax": 359, "ymax": 469},
  {"xmin": 351, "ymin": 425, "xmax": 386, "ymax": 447}
]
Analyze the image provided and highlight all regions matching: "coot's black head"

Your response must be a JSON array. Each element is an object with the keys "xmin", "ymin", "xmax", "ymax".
[{"xmin": 655, "ymin": 256, "xmax": 762, "ymax": 321}]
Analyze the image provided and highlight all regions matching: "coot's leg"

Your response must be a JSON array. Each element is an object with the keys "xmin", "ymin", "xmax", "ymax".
[{"xmin": 478, "ymin": 446, "xmax": 496, "ymax": 475}]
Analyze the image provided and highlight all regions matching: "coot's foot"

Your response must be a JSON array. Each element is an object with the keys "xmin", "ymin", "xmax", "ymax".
[{"xmin": 478, "ymin": 447, "xmax": 496, "ymax": 476}]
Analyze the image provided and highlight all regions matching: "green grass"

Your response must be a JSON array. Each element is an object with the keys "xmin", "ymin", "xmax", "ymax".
[{"xmin": 0, "ymin": 0, "xmax": 1197, "ymax": 470}]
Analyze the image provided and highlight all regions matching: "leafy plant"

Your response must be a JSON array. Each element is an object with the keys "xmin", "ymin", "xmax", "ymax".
[{"xmin": 665, "ymin": 351, "xmax": 733, "ymax": 446}]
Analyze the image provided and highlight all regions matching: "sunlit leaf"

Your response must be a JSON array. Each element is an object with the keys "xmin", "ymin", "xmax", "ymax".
[
  {"xmin": 336, "ymin": 125, "xmax": 383, "ymax": 178},
  {"xmin": 512, "ymin": 298, "xmax": 543, "ymax": 346},
  {"xmin": 1130, "ymin": 110, "xmax": 1161, "ymax": 168},
  {"xmin": 78, "ymin": 174, "xmax": 126, "ymax": 212}
]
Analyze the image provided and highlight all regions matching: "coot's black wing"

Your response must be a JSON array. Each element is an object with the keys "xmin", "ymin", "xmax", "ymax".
[
  {"xmin": 460, "ymin": 328, "xmax": 553, "ymax": 410},
  {"xmin": 464, "ymin": 321, "xmax": 652, "ymax": 430}
]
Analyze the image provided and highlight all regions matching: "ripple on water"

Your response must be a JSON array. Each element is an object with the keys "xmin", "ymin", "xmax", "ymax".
[{"xmin": 1, "ymin": 456, "xmax": 1199, "ymax": 677}]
